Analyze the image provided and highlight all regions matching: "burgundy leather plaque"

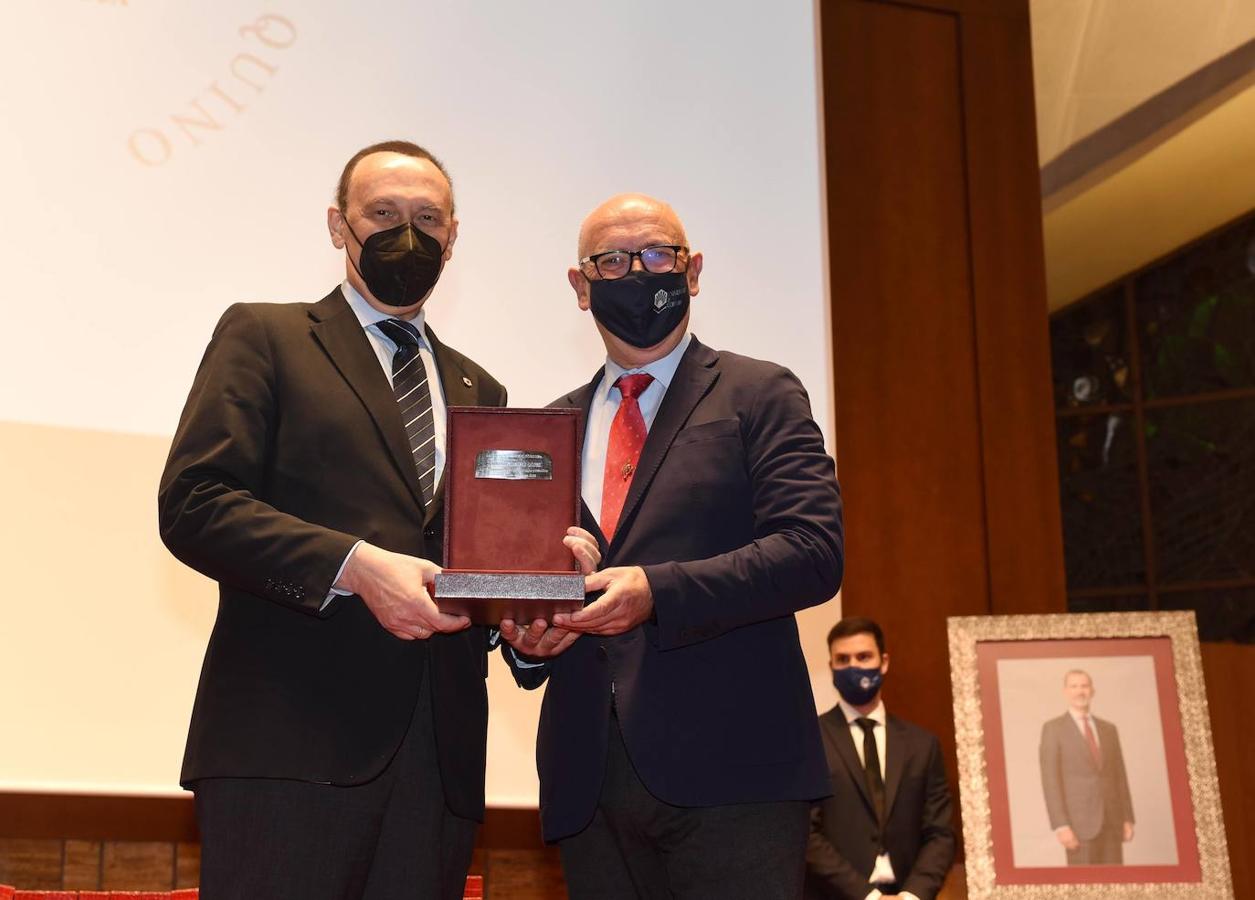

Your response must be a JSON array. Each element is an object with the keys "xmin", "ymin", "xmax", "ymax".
[{"xmin": 435, "ymin": 406, "xmax": 585, "ymax": 624}]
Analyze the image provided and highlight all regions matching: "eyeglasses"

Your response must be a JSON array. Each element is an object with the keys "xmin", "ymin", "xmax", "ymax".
[{"xmin": 578, "ymin": 245, "xmax": 689, "ymax": 280}]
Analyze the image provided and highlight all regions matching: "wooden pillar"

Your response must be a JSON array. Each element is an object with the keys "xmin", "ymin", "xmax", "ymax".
[{"xmin": 818, "ymin": 0, "xmax": 1064, "ymax": 819}]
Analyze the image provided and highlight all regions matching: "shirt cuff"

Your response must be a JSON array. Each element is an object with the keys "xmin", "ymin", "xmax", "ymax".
[
  {"xmin": 322, "ymin": 539, "xmax": 364, "ymax": 611},
  {"xmin": 502, "ymin": 643, "xmax": 547, "ymax": 669},
  {"xmin": 863, "ymin": 891, "xmax": 882, "ymax": 900},
  {"xmin": 900, "ymin": 893, "xmax": 920, "ymax": 900}
]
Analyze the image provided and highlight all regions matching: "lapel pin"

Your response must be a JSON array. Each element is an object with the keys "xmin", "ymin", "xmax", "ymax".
[{"xmin": 462, "ymin": 376, "xmax": 473, "ymax": 387}]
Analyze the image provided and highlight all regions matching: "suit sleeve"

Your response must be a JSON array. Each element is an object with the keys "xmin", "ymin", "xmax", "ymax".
[
  {"xmin": 1039, "ymin": 721, "xmax": 1069, "ymax": 830},
  {"xmin": 644, "ymin": 367, "xmax": 843, "ymax": 650},
  {"xmin": 157, "ymin": 303, "xmax": 358, "ymax": 615},
  {"xmin": 806, "ymin": 803, "xmax": 877, "ymax": 900},
  {"xmin": 497, "ymin": 643, "xmax": 551, "ymax": 689},
  {"xmin": 901, "ymin": 736, "xmax": 956, "ymax": 900}
]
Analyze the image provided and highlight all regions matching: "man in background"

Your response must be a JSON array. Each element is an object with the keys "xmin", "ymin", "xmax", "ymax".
[
  {"xmin": 1039, "ymin": 669, "xmax": 1135, "ymax": 865},
  {"xmin": 806, "ymin": 617, "xmax": 955, "ymax": 900}
]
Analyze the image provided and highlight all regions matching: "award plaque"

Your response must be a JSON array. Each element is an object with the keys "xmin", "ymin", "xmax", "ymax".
[{"xmin": 434, "ymin": 406, "xmax": 586, "ymax": 625}]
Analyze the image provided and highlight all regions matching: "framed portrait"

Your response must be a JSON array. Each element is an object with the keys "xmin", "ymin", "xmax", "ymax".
[{"xmin": 948, "ymin": 611, "xmax": 1233, "ymax": 899}]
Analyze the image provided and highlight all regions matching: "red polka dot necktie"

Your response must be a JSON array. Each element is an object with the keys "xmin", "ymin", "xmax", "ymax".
[{"xmin": 600, "ymin": 373, "xmax": 654, "ymax": 540}]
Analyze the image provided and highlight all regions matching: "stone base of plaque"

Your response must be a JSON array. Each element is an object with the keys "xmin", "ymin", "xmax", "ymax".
[{"xmin": 434, "ymin": 571, "xmax": 585, "ymax": 625}]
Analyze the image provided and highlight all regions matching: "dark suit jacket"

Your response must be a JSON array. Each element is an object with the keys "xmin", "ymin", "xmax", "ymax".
[
  {"xmin": 531, "ymin": 336, "xmax": 844, "ymax": 842},
  {"xmin": 1039, "ymin": 713, "xmax": 1134, "ymax": 841},
  {"xmin": 805, "ymin": 708, "xmax": 955, "ymax": 900},
  {"xmin": 158, "ymin": 287, "xmax": 506, "ymax": 821}
]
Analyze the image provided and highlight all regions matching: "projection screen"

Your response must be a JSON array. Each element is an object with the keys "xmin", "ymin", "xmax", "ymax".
[{"xmin": 0, "ymin": 0, "xmax": 839, "ymax": 805}]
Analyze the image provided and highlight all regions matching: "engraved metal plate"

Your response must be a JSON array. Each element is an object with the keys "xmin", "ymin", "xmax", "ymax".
[{"xmin": 474, "ymin": 449, "xmax": 553, "ymax": 480}]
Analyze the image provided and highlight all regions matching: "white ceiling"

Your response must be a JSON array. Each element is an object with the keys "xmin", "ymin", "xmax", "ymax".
[{"xmin": 1031, "ymin": 0, "xmax": 1255, "ymax": 165}]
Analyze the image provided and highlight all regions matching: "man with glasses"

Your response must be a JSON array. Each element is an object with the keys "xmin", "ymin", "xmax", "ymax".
[{"xmin": 500, "ymin": 193, "xmax": 844, "ymax": 899}]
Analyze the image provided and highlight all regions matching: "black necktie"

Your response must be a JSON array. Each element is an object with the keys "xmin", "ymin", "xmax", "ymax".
[
  {"xmin": 376, "ymin": 318, "xmax": 437, "ymax": 507},
  {"xmin": 856, "ymin": 717, "xmax": 886, "ymax": 825}
]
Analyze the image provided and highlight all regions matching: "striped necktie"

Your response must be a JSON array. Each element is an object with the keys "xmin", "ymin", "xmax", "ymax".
[{"xmin": 376, "ymin": 318, "xmax": 438, "ymax": 507}]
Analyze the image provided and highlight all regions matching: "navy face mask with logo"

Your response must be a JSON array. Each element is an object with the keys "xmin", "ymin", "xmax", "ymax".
[
  {"xmin": 588, "ymin": 270, "xmax": 690, "ymax": 349},
  {"xmin": 833, "ymin": 665, "xmax": 884, "ymax": 707}
]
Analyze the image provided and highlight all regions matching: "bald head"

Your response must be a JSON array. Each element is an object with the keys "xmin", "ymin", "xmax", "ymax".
[
  {"xmin": 567, "ymin": 192, "xmax": 704, "ymax": 368},
  {"xmin": 577, "ymin": 193, "xmax": 688, "ymax": 258}
]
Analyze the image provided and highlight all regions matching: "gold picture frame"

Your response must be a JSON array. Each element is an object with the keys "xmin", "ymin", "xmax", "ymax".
[{"xmin": 947, "ymin": 611, "xmax": 1232, "ymax": 899}]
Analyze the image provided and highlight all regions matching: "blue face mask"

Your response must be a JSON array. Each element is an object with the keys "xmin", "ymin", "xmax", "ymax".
[{"xmin": 833, "ymin": 665, "xmax": 883, "ymax": 706}]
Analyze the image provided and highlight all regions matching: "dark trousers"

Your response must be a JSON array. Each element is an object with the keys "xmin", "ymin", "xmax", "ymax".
[
  {"xmin": 559, "ymin": 714, "xmax": 810, "ymax": 900},
  {"xmin": 1066, "ymin": 823, "xmax": 1124, "ymax": 866},
  {"xmin": 194, "ymin": 672, "xmax": 477, "ymax": 900}
]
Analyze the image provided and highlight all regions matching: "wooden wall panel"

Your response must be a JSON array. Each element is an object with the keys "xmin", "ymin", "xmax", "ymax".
[
  {"xmin": 821, "ymin": 0, "xmax": 1042, "ymax": 769},
  {"xmin": 0, "ymin": 839, "xmax": 63, "ymax": 890},
  {"xmin": 100, "ymin": 842, "xmax": 174, "ymax": 891},
  {"xmin": 0, "ymin": 799, "xmax": 566, "ymax": 896},
  {"xmin": 61, "ymin": 841, "xmax": 101, "ymax": 891},
  {"xmin": 174, "ymin": 843, "xmax": 200, "ymax": 891},
  {"xmin": 1201, "ymin": 642, "xmax": 1252, "ymax": 895},
  {"xmin": 955, "ymin": 8, "xmax": 1066, "ymax": 615}
]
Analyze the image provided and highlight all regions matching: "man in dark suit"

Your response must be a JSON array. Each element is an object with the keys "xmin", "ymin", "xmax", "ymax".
[
  {"xmin": 805, "ymin": 617, "xmax": 955, "ymax": 900},
  {"xmin": 158, "ymin": 140, "xmax": 596, "ymax": 900},
  {"xmin": 500, "ymin": 193, "xmax": 843, "ymax": 899},
  {"xmin": 1039, "ymin": 669, "xmax": 1135, "ymax": 865}
]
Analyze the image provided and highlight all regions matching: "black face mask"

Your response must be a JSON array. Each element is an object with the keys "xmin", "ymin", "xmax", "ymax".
[
  {"xmin": 344, "ymin": 220, "xmax": 445, "ymax": 308},
  {"xmin": 588, "ymin": 270, "xmax": 690, "ymax": 349}
]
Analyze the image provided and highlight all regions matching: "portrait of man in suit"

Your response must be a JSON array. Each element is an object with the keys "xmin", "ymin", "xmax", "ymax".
[
  {"xmin": 500, "ymin": 192, "xmax": 845, "ymax": 899},
  {"xmin": 158, "ymin": 140, "xmax": 596, "ymax": 900},
  {"xmin": 806, "ymin": 617, "xmax": 955, "ymax": 900},
  {"xmin": 1039, "ymin": 669, "xmax": 1136, "ymax": 865}
]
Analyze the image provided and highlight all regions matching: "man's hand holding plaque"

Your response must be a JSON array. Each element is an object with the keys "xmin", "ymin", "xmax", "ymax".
[
  {"xmin": 500, "ymin": 525, "xmax": 600, "ymax": 658},
  {"xmin": 553, "ymin": 565, "xmax": 653, "ymax": 635},
  {"xmin": 337, "ymin": 542, "xmax": 469, "ymax": 640}
]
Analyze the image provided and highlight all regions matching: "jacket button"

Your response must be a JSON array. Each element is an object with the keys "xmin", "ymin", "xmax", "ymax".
[{"xmin": 424, "ymin": 527, "xmax": 437, "ymax": 538}]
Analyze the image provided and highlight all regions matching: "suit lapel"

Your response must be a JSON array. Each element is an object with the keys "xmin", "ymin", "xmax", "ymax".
[
  {"xmin": 309, "ymin": 288, "xmax": 424, "ymax": 510},
  {"xmin": 821, "ymin": 711, "xmax": 876, "ymax": 818},
  {"xmin": 428, "ymin": 325, "xmax": 478, "ymax": 408},
  {"xmin": 561, "ymin": 369, "xmax": 609, "ymax": 550},
  {"xmin": 883, "ymin": 715, "xmax": 909, "ymax": 821},
  {"xmin": 608, "ymin": 339, "xmax": 718, "ymax": 556},
  {"xmin": 425, "ymin": 326, "xmax": 479, "ymax": 525}
]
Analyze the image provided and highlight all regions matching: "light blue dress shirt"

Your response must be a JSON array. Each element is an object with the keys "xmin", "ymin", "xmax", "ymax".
[{"xmin": 581, "ymin": 333, "xmax": 692, "ymax": 526}]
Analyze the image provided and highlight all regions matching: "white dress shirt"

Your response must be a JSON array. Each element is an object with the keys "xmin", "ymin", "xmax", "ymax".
[
  {"xmin": 327, "ymin": 281, "xmax": 449, "ymax": 601},
  {"xmin": 581, "ymin": 333, "xmax": 692, "ymax": 522},
  {"xmin": 836, "ymin": 697, "xmax": 919, "ymax": 900},
  {"xmin": 1069, "ymin": 709, "xmax": 1102, "ymax": 749}
]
